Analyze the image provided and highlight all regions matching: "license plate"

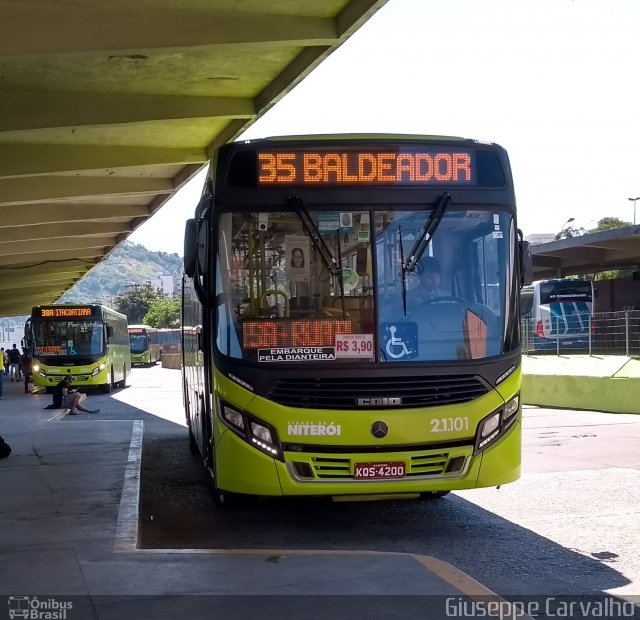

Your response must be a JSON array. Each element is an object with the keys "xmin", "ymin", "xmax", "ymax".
[{"xmin": 354, "ymin": 462, "xmax": 405, "ymax": 479}]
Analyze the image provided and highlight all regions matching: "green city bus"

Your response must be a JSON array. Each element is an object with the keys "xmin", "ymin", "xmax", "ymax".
[
  {"xmin": 158, "ymin": 328, "xmax": 182, "ymax": 354},
  {"xmin": 25, "ymin": 304, "xmax": 131, "ymax": 393},
  {"xmin": 128, "ymin": 324, "xmax": 161, "ymax": 366},
  {"xmin": 182, "ymin": 135, "xmax": 532, "ymax": 506}
]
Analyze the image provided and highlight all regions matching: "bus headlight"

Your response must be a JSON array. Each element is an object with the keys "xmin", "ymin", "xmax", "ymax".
[
  {"xmin": 32, "ymin": 364, "xmax": 40, "ymax": 373},
  {"xmin": 221, "ymin": 405, "xmax": 245, "ymax": 430},
  {"xmin": 250, "ymin": 422, "xmax": 279, "ymax": 456},
  {"xmin": 474, "ymin": 394, "xmax": 520, "ymax": 454},
  {"xmin": 503, "ymin": 395, "xmax": 519, "ymax": 420},
  {"xmin": 480, "ymin": 413, "xmax": 500, "ymax": 438},
  {"xmin": 91, "ymin": 363, "xmax": 106, "ymax": 376},
  {"xmin": 250, "ymin": 422, "xmax": 272, "ymax": 443},
  {"xmin": 218, "ymin": 400, "xmax": 282, "ymax": 461}
]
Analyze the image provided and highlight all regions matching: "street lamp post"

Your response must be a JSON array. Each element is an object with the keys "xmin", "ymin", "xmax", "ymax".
[
  {"xmin": 628, "ymin": 197, "xmax": 640, "ymax": 226},
  {"xmin": 558, "ymin": 217, "xmax": 575, "ymax": 239}
]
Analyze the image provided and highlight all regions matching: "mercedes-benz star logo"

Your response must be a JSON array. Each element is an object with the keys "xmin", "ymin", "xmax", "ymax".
[{"xmin": 371, "ymin": 421, "xmax": 388, "ymax": 439}]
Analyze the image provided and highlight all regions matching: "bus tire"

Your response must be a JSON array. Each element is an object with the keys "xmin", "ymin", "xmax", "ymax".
[
  {"xmin": 46, "ymin": 387, "xmax": 53, "ymax": 394},
  {"xmin": 205, "ymin": 455, "xmax": 252, "ymax": 509},
  {"xmin": 118, "ymin": 366, "xmax": 126, "ymax": 388},
  {"xmin": 420, "ymin": 491, "xmax": 450, "ymax": 500},
  {"xmin": 101, "ymin": 368, "xmax": 113, "ymax": 394}
]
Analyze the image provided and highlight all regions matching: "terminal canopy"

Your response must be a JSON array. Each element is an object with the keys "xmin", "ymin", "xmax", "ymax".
[
  {"xmin": 531, "ymin": 226, "xmax": 640, "ymax": 279},
  {"xmin": 0, "ymin": 0, "xmax": 388, "ymax": 317}
]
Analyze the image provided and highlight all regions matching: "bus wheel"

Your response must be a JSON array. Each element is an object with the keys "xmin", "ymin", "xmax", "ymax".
[
  {"xmin": 46, "ymin": 387, "xmax": 53, "ymax": 394},
  {"xmin": 101, "ymin": 368, "xmax": 113, "ymax": 394},
  {"xmin": 206, "ymin": 461, "xmax": 252, "ymax": 509},
  {"xmin": 118, "ymin": 366, "xmax": 126, "ymax": 388},
  {"xmin": 420, "ymin": 491, "xmax": 450, "ymax": 500}
]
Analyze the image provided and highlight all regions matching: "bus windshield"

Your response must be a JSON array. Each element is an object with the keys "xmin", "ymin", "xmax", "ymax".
[
  {"xmin": 129, "ymin": 334, "xmax": 149, "ymax": 354},
  {"xmin": 32, "ymin": 319, "xmax": 104, "ymax": 357},
  {"xmin": 216, "ymin": 207, "xmax": 515, "ymax": 363}
]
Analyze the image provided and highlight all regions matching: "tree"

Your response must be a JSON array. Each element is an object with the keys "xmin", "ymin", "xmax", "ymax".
[
  {"xmin": 143, "ymin": 298, "xmax": 180, "ymax": 328},
  {"xmin": 588, "ymin": 217, "xmax": 631, "ymax": 233},
  {"xmin": 114, "ymin": 285, "xmax": 160, "ymax": 324},
  {"xmin": 554, "ymin": 225, "xmax": 586, "ymax": 240},
  {"xmin": 585, "ymin": 217, "xmax": 633, "ymax": 281}
]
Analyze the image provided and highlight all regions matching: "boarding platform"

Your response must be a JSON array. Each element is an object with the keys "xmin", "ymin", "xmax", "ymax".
[
  {"xmin": 0, "ymin": 374, "xmax": 519, "ymax": 619},
  {"xmin": 522, "ymin": 355, "xmax": 640, "ymax": 414}
]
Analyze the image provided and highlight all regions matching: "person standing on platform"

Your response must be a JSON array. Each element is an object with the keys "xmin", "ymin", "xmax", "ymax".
[
  {"xmin": 20, "ymin": 349, "xmax": 32, "ymax": 394},
  {"xmin": 0, "ymin": 348, "xmax": 4, "ymax": 399},
  {"xmin": 7, "ymin": 344, "xmax": 21, "ymax": 382},
  {"xmin": 1, "ymin": 348, "xmax": 7, "ymax": 376}
]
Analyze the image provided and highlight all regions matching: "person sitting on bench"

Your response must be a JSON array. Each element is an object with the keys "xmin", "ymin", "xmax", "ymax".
[{"xmin": 52, "ymin": 376, "xmax": 100, "ymax": 415}]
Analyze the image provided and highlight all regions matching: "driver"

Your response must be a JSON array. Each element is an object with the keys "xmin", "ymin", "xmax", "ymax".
[{"xmin": 414, "ymin": 256, "xmax": 449, "ymax": 302}]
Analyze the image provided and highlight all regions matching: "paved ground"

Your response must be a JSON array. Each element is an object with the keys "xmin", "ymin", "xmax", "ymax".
[{"xmin": 0, "ymin": 371, "xmax": 520, "ymax": 620}]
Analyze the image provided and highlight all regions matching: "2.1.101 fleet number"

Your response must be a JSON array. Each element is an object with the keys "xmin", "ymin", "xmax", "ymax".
[{"xmin": 431, "ymin": 417, "xmax": 469, "ymax": 433}]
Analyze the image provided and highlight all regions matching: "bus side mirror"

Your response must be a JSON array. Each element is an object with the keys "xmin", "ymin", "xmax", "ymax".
[
  {"xmin": 520, "ymin": 288, "xmax": 534, "ymax": 317},
  {"xmin": 184, "ymin": 219, "xmax": 197, "ymax": 277},
  {"xmin": 184, "ymin": 218, "xmax": 208, "ymax": 278},
  {"xmin": 106, "ymin": 324, "xmax": 113, "ymax": 341},
  {"xmin": 519, "ymin": 239, "xmax": 533, "ymax": 287}
]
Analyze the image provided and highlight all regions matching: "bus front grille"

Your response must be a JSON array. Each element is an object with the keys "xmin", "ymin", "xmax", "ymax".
[
  {"xmin": 267, "ymin": 375, "xmax": 489, "ymax": 409},
  {"xmin": 291, "ymin": 451, "xmax": 453, "ymax": 481},
  {"xmin": 46, "ymin": 374, "xmax": 91, "ymax": 383}
]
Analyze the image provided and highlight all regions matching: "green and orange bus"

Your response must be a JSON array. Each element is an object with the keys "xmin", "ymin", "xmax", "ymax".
[
  {"xmin": 128, "ymin": 324, "xmax": 160, "ymax": 366},
  {"xmin": 25, "ymin": 304, "xmax": 130, "ymax": 393},
  {"xmin": 182, "ymin": 135, "xmax": 532, "ymax": 506}
]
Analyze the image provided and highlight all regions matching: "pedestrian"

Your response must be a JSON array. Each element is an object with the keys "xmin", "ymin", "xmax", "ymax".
[
  {"xmin": 20, "ymin": 349, "xmax": 32, "ymax": 394},
  {"xmin": 1, "ymin": 348, "xmax": 8, "ymax": 376},
  {"xmin": 0, "ymin": 348, "xmax": 4, "ymax": 399},
  {"xmin": 0, "ymin": 435, "xmax": 11, "ymax": 458},
  {"xmin": 51, "ymin": 376, "xmax": 100, "ymax": 415},
  {"xmin": 7, "ymin": 344, "xmax": 21, "ymax": 382}
]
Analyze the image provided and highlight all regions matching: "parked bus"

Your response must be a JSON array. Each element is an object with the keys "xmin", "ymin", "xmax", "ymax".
[
  {"xmin": 25, "ymin": 305, "xmax": 131, "ymax": 393},
  {"xmin": 128, "ymin": 325, "xmax": 160, "ymax": 365},
  {"xmin": 522, "ymin": 279, "xmax": 594, "ymax": 351},
  {"xmin": 182, "ymin": 135, "xmax": 532, "ymax": 506},
  {"xmin": 158, "ymin": 328, "xmax": 182, "ymax": 354}
]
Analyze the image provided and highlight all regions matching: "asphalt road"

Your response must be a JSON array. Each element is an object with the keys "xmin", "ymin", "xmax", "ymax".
[{"xmin": 97, "ymin": 365, "xmax": 640, "ymax": 601}]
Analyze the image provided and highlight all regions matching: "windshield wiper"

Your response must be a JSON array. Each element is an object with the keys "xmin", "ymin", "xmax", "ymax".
[
  {"xmin": 287, "ymin": 194, "xmax": 341, "ymax": 278},
  {"xmin": 402, "ymin": 192, "xmax": 452, "ymax": 275},
  {"xmin": 398, "ymin": 225, "xmax": 409, "ymax": 317},
  {"xmin": 334, "ymin": 227, "xmax": 347, "ymax": 319}
]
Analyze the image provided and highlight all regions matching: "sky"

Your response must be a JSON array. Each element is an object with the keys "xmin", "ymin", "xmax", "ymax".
[{"xmin": 129, "ymin": 0, "xmax": 640, "ymax": 255}]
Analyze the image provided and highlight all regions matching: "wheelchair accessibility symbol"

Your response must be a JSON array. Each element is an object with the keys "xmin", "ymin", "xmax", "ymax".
[{"xmin": 381, "ymin": 323, "xmax": 418, "ymax": 360}]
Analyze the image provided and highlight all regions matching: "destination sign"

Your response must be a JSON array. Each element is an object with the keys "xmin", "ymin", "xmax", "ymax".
[
  {"xmin": 242, "ymin": 319, "xmax": 352, "ymax": 350},
  {"xmin": 38, "ymin": 307, "xmax": 94, "ymax": 318},
  {"xmin": 257, "ymin": 150, "xmax": 474, "ymax": 186}
]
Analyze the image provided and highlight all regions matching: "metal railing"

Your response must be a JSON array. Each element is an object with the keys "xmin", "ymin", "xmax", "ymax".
[{"xmin": 521, "ymin": 310, "xmax": 640, "ymax": 356}]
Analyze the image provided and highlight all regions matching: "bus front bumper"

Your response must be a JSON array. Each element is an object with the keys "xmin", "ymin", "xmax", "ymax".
[
  {"xmin": 214, "ymin": 421, "xmax": 521, "ymax": 497},
  {"xmin": 32, "ymin": 364, "xmax": 110, "ymax": 387}
]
